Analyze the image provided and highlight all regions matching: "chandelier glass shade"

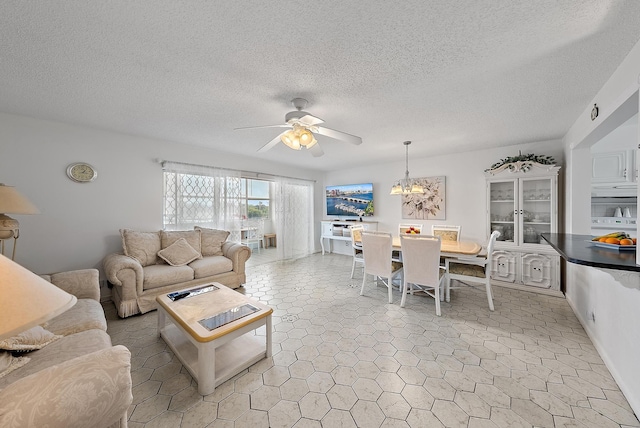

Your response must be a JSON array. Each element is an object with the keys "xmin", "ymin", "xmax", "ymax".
[
  {"xmin": 390, "ymin": 141, "xmax": 425, "ymax": 195},
  {"xmin": 280, "ymin": 124, "xmax": 317, "ymax": 150}
]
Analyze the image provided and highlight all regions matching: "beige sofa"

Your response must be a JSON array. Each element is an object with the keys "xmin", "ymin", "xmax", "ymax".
[
  {"xmin": 104, "ymin": 227, "xmax": 251, "ymax": 318},
  {"xmin": 0, "ymin": 269, "xmax": 132, "ymax": 428}
]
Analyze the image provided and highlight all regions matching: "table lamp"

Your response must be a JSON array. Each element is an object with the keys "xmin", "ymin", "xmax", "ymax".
[
  {"xmin": 0, "ymin": 254, "xmax": 77, "ymax": 341},
  {"xmin": 0, "ymin": 184, "xmax": 39, "ymax": 260}
]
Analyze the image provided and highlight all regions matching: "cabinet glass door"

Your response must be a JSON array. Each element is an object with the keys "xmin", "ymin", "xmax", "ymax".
[
  {"xmin": 488, "ymin": 180, "xmax": 516, "ymax": 243},
  {"xmin": 520, "ymin": 178, "xmax": 552, "ymax": 245}
]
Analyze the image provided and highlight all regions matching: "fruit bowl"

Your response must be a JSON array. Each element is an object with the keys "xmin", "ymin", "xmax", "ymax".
[{"xmin": 587, "ymin": 241, "xmax": 636, "ymax": 251}]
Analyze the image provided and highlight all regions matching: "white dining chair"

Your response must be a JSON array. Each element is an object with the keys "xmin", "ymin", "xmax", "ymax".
[
  {"xmin": 399, "ymin": 234, "xmax": 446, "ymax": 315},
  {"xmin": 445, "ymin": 230, "xmax": 501, "ymax": 311},
  {"xmin": 395, "ymin": 224, "xmax": 422, "ymax": 263},
  {"xmin": 431, "ymin": 224, "xmax": 461, "ymax": 241},
  {"xmin": 360, "ymin": 231, "xmax": 402, "ymax": 304},
  {"xmin": 349, "ymin": 225, "xmax": 365, "ymax": 279}
]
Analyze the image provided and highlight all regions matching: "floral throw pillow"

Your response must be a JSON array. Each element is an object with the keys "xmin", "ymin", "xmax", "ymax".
[
  {"xmin": 0, "ymin": 326, "xmax": 62, "ymax": 352},
  {"xmin": 0, "ymin": 351, "xmax": 29, "ymax": 378},
  {"xmin": 194, "ymin": 226, "xmax": 229, "ymax": 256}
]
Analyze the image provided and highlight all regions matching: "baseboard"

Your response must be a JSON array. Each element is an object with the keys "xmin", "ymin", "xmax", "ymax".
[{"xmin": 492, "ymin": 280, "xmax": 564, "ymax": 297}]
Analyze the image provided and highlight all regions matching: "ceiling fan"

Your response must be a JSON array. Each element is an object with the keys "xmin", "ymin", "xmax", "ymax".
[{"xmin": 235, "ymin": 98, "xmax": 362, "ymax": 157}]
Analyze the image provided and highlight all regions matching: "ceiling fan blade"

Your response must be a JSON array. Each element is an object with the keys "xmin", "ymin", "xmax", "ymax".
[
  {"xmin": 235, "ymin": 124, "xmax": 291, "ymax": 131},
  {"xmin": 315, "ymin": 126, "xmax": 362, "ymax": 145},
  {"xmin": 298, "ymin": 114, "xmax": 324, "ymax": 126},
  {"xmin": 257, "ymin": 132, "xmax": 286, "ymax": 153},
  {"xmin": 308, "ymin": 143, "xmax": 324, "ymax": 157}
]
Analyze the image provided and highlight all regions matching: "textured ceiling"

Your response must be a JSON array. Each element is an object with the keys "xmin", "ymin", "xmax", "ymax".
[{"xmin": 2, "ymin": 1, "xmax": 640, "ymax": 171}]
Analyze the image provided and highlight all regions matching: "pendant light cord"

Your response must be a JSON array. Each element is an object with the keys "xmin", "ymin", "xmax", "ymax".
[{"xmin": 404, "ymin": 141, "xmax": 411, "ymax": 179}]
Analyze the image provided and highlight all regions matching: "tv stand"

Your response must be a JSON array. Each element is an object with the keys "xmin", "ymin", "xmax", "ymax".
[{"xmin": 320, "ymin": 220, "xmax": 378, "ymax": 255}]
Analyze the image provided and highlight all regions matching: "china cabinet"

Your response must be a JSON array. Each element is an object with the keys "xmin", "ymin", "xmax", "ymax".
[{"xmin": 485, "ymin": 163, "xmax": 562, "ymax": 296}]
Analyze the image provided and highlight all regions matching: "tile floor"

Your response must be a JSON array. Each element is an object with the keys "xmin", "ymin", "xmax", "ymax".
[
  {"xmin": 246, "ymin": 247, "xmax": 279, "ymax": 267},
  {"xmin": 105, "ymin": 252, "xmax": 640, "ymax": 427}
]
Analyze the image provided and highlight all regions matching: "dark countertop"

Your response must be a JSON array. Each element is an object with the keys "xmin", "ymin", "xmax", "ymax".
[{"xmin": 541, "ymin": 233, "xmax": 640, "ymax": 272}]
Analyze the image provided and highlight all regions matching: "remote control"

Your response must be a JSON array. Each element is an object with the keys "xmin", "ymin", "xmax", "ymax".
[{"xmin": 172, "ymin": 292, "xmax": 190, "ymax": 301}]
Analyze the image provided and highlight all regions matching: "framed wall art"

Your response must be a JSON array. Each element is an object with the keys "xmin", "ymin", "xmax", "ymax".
[{"xmin": 402, "ymin": 176, "xmax": 446, "ymax": 220}]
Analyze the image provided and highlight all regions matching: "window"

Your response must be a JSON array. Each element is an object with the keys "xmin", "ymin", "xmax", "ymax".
[
  {"xmin": 244, "ymin": 178, "xmax": 270, "ymax": 219},
  {"xmin": 163, "ymin": 171, "xmax": 270, "ymax": 229}
]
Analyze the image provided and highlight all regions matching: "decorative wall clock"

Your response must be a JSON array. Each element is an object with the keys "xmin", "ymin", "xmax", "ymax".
[{"xmin": 67, "ymin": 163, "xmax": 97, "ymax": 183}]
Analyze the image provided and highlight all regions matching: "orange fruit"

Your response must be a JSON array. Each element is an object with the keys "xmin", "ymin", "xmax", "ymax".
[
  {"xmin": 598, "ymin": 237, "xmax": 608, "ymax": 242},
  {"xmin": 619, "ymin": 238, "xmax": 633, "ymax": 246},
  {"xmin": 605, "ymin": 237, "xmax": 621, "ymax": 245},
  {"xmin": 633, "ymin": 238, "xmax": 637, "ymax": 245}
]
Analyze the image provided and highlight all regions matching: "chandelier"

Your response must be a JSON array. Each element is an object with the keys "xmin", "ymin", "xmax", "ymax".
[
  {"xmin": 280, "ymin": 124, "xmax": 318, "ymax": 150},
  {"xmin": 390, "ymin": 141, "xmax": 425, "ymax": 195}
]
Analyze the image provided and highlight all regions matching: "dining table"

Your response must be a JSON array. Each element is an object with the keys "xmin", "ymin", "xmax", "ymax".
[
  {"xmin": 391, "ymin": 236, "xmax": 482, "ymax": 258},
  {"xmin": 354, "ymin": 235, "xmax": 482, "ymax": 261}
]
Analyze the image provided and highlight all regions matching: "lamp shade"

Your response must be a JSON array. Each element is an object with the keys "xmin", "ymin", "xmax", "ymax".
[
  {"xmin": 0, "ymin": 184, "xmax": 39, "ymax": 215},
  {"xmin": 281, "ymin": 130, "xmax": 301, "ymax": 150},
  {"xmin": 298, "ymin": 129, "xmax": 314, "ymax": 146},
  {"xmin": 0, "ymin": 254, "xmax": 76, "ymax": 340}
]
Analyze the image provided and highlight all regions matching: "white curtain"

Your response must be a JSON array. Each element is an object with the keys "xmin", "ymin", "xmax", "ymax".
[
  {"xmin": 162, "ymin": 161, "xmax": 244, "ymax": 242},
  {"xmin": 274, "ymin": 177, "xmax": 315, "ymax": 261}
]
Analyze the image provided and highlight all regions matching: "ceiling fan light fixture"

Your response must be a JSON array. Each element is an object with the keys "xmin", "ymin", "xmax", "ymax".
[
  {"xmin": 390, "ymin": 141, "xmax": 425, "ymax": 195},
  {"xmin": 298, "ymin": 128, "xmax": 314, "ymax": 146},
  {"xmin": 281, "ymin": 130, "xmax": 301, "ymax": 150},
  {"xmin": 247, "ymin": 97, "xmax": 363, "ymax": 156}
]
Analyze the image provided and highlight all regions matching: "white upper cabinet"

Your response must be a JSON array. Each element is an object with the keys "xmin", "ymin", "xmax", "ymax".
[
  {"xmin": 486, "ymin": 171, "xmax": 559, "ymax": 248},
  {"xmin": 592, "ymin": 150, "xmax": 636, "ymax": 184}
]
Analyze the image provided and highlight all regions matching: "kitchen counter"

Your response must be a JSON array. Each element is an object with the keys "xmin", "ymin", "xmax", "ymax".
[{"xmin": 541, "ymin": 233, "xmax": 639, "ymax": 272}]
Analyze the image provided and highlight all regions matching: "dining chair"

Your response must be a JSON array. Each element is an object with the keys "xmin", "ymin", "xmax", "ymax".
[
  {"xmin": 431, "ymin": 224, "xmax": 461, "ymax": 241},
  {"xmin": 399, "ymin": 224, "xmax": 423, "ymax": 235},
  {"xmin": 349, "ymin": 225, "xmax": 365, "ymax": 279},
  {"xmin": 360, "ymin": 231, "xmax": 403, "ymax": 304},
  {"xmin": 395, "ymin": 224, "xmax": 422, "ymax": 264},
  {"xmin": 444, "ymin": 230, "xmax": 501, "ymax": 311},
  {"xmin": 399, "ymin": 234, "xmax": 446, "ymax": 315}
]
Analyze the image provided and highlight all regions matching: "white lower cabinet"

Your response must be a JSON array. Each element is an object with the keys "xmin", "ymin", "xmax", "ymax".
[
  {"xmin": 492, "ymin": 251, "xmax": 517, "ymax": 282},
  {"xmin": 521, "ymin": 253, "xmax": 554, "ymax": 288},
  {"xmin": 491, "ymin": 249, "xmax": 561, "ymax": 295},
  {"xmin": 320, "ymin": 220, "xmax": 378, "ymax": 255}
]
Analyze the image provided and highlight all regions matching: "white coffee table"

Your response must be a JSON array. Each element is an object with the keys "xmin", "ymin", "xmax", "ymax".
[{"xmin": 156, "ymin": 282, "xmax": 272, "ymax": 395}]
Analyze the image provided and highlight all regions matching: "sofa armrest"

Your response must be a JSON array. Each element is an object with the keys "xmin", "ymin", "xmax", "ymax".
[
  {"xmin": 222, "ymin": 241, "xmax": 251, "ymax": 275},
  {"xmin": 0, "ymin": 345, "xmax": 132, "ymax": 428},
  {"xmin": 103, "ymin": 253, "xmax": 144, "ymax": 292},
  {"xmin": 41, "ymin": 269, "xmax": 101, "ymax": 301}
]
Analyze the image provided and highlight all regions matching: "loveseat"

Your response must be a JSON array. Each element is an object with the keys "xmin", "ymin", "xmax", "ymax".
[
  {"xmin": 104, "ymin": 227, "xmax": 251, "ymax": 318},
  {"xmin": 0, "ymin": 268, "xmax": 132, "ymax": 428}
]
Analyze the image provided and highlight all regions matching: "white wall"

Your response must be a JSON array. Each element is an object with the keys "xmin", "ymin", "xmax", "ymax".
[
  {"xmin": 0, "ymin": 113, "xmax": 324, "ymax": 276},
  {"xmin": 324, "ymin": 139, "xmax": 564, "ymax": 247},
  {"xmin": 591, "ymin": 113, "xmax": 638, "ymax": 152},
  {"xmin": 563, "ymin": 37, "xmax": 640, "ymax": 415}
]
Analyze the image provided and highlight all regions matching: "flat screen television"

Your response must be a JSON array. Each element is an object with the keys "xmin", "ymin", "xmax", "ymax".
[{"xmin": 326, "ymin": 183, "xmax": 374, "ymax": 217}]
